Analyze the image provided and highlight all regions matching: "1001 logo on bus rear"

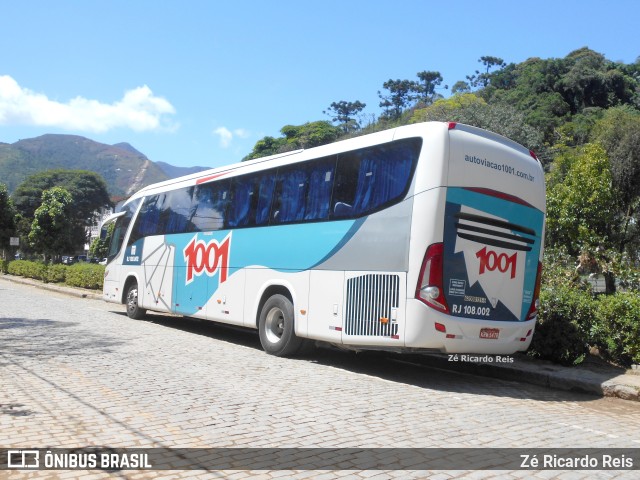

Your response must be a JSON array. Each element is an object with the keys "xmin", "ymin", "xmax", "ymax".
[{"xmin": 476, "ymin": 246, "xmax": 517, "ymax": 279}]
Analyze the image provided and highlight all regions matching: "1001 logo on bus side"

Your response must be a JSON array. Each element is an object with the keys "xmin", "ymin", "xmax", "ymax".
[{"xmin": 183, "ymin": 233, "xmax": 231, "ymax": 285}]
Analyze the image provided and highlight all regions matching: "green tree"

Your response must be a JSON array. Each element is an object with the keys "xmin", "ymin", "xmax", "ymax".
[
  {"xmin": 243, "ymin": 135, "xmax": 288, "ymax": 160},
  {"xmin": 280, "ymin": 121, "xmax": 341, "ymax": 149},
  {"xmin": 244, "ymin": 121, "xmax": 341, "ymax": 161},
  {"xmin": 28, "ymin": 187, "xmax": 85, "ymax": 262},
  {"xmin": 378, "ymin": 79, "xmax": 417, "ymax": 120},
  {"xmin": 591, "ymin": 106, "xmax": 640, "ymax": 254},
  {"xmin": 324, "ymin": 100, "xmax": 367, "ymax": 133},
  {"xmin": 0, "ymin": 183, "xmax": 17, "ymax": 259},
  {"xmin": 415, "ymin": 71, "xmax": 446, "ymax": 105},
  {"xmin": 557, "ymin": 48, "xmax": 636, "ymax": 113},
  {"xmin": 451, "ymin": 81, "xmax": 471, "ymax": 94},
  {"xmin": 466, "ymin": 56, "xmax": 506, "ymax": 88},
  {"xmin": 546, "ymin": 143, "xmax": 619, "ymax": 255},
  {"xmin": 13, "ymin": 169, "xmax": 112, "ymax": 223}
]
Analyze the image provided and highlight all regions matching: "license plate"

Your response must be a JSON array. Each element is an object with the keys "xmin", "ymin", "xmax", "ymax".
[{"xmin": 479, "ymin": 328, "xmax": 499, "ymax": 339}]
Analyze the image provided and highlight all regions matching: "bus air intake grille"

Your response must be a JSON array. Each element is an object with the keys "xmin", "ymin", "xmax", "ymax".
[{"xmin": 345, "ymin": 274, "xmax": 399, "ymax": 336}]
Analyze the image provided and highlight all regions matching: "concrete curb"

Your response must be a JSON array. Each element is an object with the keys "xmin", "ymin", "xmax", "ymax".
[{"xmin": 2, "ymin": 273, "xmax": 639, "ymax": 402}]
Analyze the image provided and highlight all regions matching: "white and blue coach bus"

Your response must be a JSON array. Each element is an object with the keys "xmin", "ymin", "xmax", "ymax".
[{"xmin": 101, "ymin": 122, "xmax": 545, "ymax": 357}]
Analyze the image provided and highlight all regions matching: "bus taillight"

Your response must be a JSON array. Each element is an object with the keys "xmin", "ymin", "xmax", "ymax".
[
  {"xmin": 526, "ymin": 261, "xmax": 543, "ymax": 320},
  {"xmin": 416, "ymin": 243, "xmax": 449, "ymax": 314}
]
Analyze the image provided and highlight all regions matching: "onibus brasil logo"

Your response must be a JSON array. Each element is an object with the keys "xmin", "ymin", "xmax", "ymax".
[{"xmin": 183, "ymin": 233, "xmax": 232, "ymax": 285}]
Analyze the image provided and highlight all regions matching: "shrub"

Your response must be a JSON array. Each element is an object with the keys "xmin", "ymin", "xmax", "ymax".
[
  {"xmin": 593, "ymin": 293, "xmax": 640, "ymax": 366},
  {"xmin": 7, "ymin": 260, "xmax": 47, "ymax": 281},
  {"xmin": 0, "ymin": 259, "xmax": 8, "ymax": 274},
  {"xmin": 45, "ymin": 264, "xmax": 68, "ymax": 284},
  {"xmin": 64, "ymin": 263, "xmax": 104, "ymax": 290},
  {"xmin": 528, "ymin": 285, "xmax": 593, "ymax": 365}
]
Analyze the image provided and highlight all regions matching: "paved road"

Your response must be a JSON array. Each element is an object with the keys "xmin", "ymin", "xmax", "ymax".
[{"xmin": 1, "ymin": 279, "xmax": 639, "ymax": 479}]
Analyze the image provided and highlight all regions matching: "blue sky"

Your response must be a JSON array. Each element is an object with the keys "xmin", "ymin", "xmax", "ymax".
[{"xmin": 1, "ymin": 0, "xmax": 638, "ymax": 169}]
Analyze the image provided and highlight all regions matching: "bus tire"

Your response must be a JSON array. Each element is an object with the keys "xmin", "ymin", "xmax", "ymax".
[
  {"xmin": 258, "ymin": 294, "xmax": 302, "ymax": 357},
  {"xmin": 125, "ymin": 281, "xmax": 147, "ymax": 320}
]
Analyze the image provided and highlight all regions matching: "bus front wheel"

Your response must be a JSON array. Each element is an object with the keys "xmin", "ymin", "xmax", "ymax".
[
  {"xmin": 125, "ymin": 281, "xmax": 147, "ymax": 320},
  {"xmin": 258, "ymin": 294, "xmax": 303, "ymax": 357}
]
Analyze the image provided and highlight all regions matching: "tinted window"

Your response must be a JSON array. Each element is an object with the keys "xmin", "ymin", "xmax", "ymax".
[
  {"xmin": 191, "ymin": 181, "xmax": 230, "ymax": 231},
  {"xmin": 272, "ymin": 156, "xmax": 335, "ymax": 224},
  {"xmin": 129, "ymin": 194, "xmax": 162, "ymax": 244},
  {"xmin": 333, "ymin": 138, "xmax": 421, "ymax": 218},
  {"xmin": 228, "ymin": 172, "xmax": 277, "ymax": 227},
  {"xmin": 255, "ymin": 173, "xmax": 276, "ymax": 225},
  {"xmin": 108, "ymin": 199, "xmax": 139, "ymax": 258},
  {"xmin": 163, "ymin": 187, "xmax": 195, "ymax": 234},
  {"xmin": 128, "ymin": 182, "xmax": 231, "ymax": 242}
]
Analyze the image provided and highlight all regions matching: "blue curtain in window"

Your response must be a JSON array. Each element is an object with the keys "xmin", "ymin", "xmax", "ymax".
[
  {"xmin": 276, "ymin": 170, "xmax": 307, "ymax": 223},
  {"xmin": 352, "ymin": 148, "xmax": 412, "ymax": 215},
  {"xmin": 373, "ymin": 148, "xmax": 411, "ymax": 209},
  {"xmin": 228, "ymin": 180, "xmax": 252, "ymax": 227},
  {"xmin": 352, "ymin": 156, "xmax": 376, "ymax": 215},
  {"xmin": 304, "ymin": 167, "xmax": 332, "ymax": 220},
  {"xmin": 255, "ymin": 175, "xmax": 275, "ymax": 225}
]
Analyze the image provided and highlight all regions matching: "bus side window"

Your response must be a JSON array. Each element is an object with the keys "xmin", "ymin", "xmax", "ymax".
[
  {"xmin": 304, "ymin": 157, "xmax": 335, "ymax": 221},
  {"xmin": 333, "ymin": 152, "xmax": 360, "ymax": 218},
  {"xmin": 255, "ymin": 173, "xmax": 276, "ymax": 226},
  {"xmin": 228, "ymin": 172, "xmax": 277, "ymax": 228},
  {"xmin": 228, "ymin": 176, "xmax": 255, "ymax": 228},
  {"xmin": 333, "ymin": 139, "xmax": 421, "ymax": 218},
  {"xmin": 163, "ymin": 187, "xmax": 195, "ymax": 234},
  {"xmin": 129, "ymin": 194, "xmax": 162, "ymax": 244},
  {"xmin": 361, "ymin": 142, "xmax": 416, "ymax": 212},
  {"xmin": 272, "ymin": 157, "xmax": 334, "ymax": 225},
  {"xmin": 272, "ymin": 167, "xmax": 307, "ymax": 224},
  {"xmin": 191, "ymin": 181, "xmax": 230, "ymax": 232},
  {"xmin": 107, "ymin": 212, "xmax": 133, "ymax": 260}
]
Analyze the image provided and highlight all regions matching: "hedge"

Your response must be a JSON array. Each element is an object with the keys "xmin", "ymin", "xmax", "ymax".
[
  {"xmin": 528, "ymin": 285, "xmax": 592, "ymax": 366},
  {"xmin": 528, "ymin": 248, "xmax": 640, "ymax": 367},
  {"xmin": 594, "ymin": 293, "xmax": 640, "ymax": 366},
  {"xmin": 45, "ymin": 263, "xmax": 68, "ymax": 283},
  {"xmin": 7, "ymin": 260, "xmax": 47, "ymax": 281},
  {"xmin": 4, "ymin": 260, "xmax": 104, "ymax": 290},
  {"xmin": 64, "ymin": 263, "xmax": 104, "ymax": 290}
]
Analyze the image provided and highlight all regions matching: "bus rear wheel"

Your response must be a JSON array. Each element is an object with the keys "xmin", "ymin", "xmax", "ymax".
[
  {"xmin": 258, "ymin": 294, "xmax": 303, "ymax": 357},
  {"xmin": 125, "ymin": 281, "xmax": 147, "ymax": 320}
]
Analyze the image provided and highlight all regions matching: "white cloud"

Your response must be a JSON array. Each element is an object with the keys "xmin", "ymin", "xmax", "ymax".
[
  {"xmin": 0, "ymin": 75, "xmax": 177, "ymax": 133},
  {"xmin": 213, "ymin": 126, "xmax": 250, "ymax": 148}
]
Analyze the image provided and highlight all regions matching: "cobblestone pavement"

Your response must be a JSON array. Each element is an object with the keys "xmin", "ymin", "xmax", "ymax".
[{"xmin": 1, "ymin": 279, "xmax": 639, "ymax": 479}]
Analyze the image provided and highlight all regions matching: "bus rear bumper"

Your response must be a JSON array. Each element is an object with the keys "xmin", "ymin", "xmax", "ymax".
[{"xmin": 404, "ymin": 300, "xmax": 536, "ymax": 354}]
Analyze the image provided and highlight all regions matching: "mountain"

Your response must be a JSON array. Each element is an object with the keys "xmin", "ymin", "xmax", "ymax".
[
  {"xmin": 0, "ymin": 134, "xmax": 206, "ymax": 197},
  {"xmin": 155, "ymin": 161, "xmax": 209, "ymax": 179}
]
